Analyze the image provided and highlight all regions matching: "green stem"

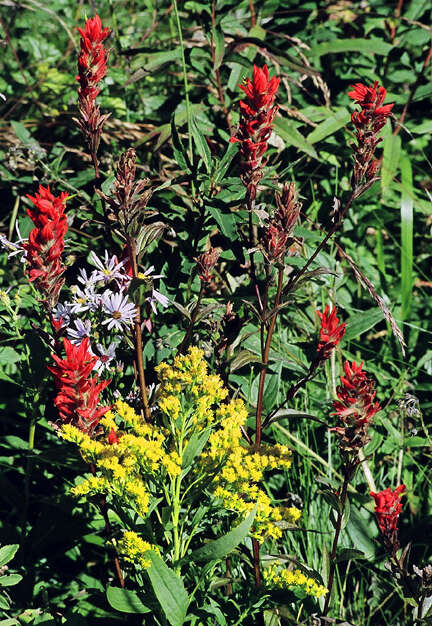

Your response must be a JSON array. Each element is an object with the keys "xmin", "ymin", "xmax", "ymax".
[{"xmin": 173, "ymin": 0, "xmax": 195, "ymax": 198}]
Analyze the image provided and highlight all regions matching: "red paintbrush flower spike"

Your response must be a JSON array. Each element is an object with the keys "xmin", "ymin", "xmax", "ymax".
[
  {"xmin": 331, "ymin": 360, "xmax": 380, "ymax": 452},
  {"xmin": 348, "ymin": 80, "xmax": 394, "ymax": 193},
  {"xmin": 370, "ymin": 485, "xmax": 406, "ymax": 552},
  {"xmin": 24, "ymin": 185, "xmax": 68, "ymax": 308},
  {"xmin": 230, "ymin": 64, "xmax": 280, "ymax": 203},
  {"xmin": 75, "ymin": 14, "xmax": 111, "ymax": 157},
  {"xmin": 317, "ymin": 305, "xmax": 346, "ymax": 359},
  {"xmin": 48, "ymin": 337, "xmax": 111, "ymax": 433}
]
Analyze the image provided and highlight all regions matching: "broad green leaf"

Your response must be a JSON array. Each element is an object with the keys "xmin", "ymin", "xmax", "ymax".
[
  {"xmin": 182, "ymin": 428, "xmax": 211, "ymax": 472},
  {"xmin": 344, "ymin": 308, "xmax": 384, "ymax": 342},
  {"xmin": 10, "ymin": 120, "xmax": 32, "ymax": 144},
  {"xmin": 212, "ymin": 28, "xmax": 225, "ymax": 70},
  {"xmin": 191, "ymin": 505, "xmax": 257, "ymax": 562},
  {"xmin": 273, "ymin": 118, "xmax": 318, "ymax": 159},
  {"xmin": 130, "ymin": 50, "xmax": 182, "ymax": 73},
  {"xmin": 147, "ymin": 552, "xmax": 189, "ymax": 626},
  {"xmin": 191, "ymin": 117, "xmax": 212, "ymax": 173},
  {"xmin": 106, "ymin": 586, "xmax": 151, "ymax": 614},
  {"xmin": 307, "ymin": 108, "xmax": 350, "ymax": 144},
  {"xmin": 0, "ymin": 347, "xmax": 21, "ymax": 365},
  {"xmin": 229, "ymin": 349, "xmax": 261, "ymax": 372},
  {"xmin": 0, "ymin": 545, "xmax": 19, "ymax": 568},
  {"xmin": 400, "ymin": 153, "xmax": 413, "ymax": 321},
  {"xmin": 381, "ymin": 132, "xmax": 401, "ymax": 195},
  {"xmin": 336, "ymin": 548, "xmax": 366, "ymax": 562},
  {"xmin": 309, "ymin": 38, "xmax": 393, "ymax": 57},
  {"xmin": 0, "ymin": 574, "xmax": 22, "ymax": 587},
  {"xmin": 0, "ymin": 595, "xmax": 11, "ymax": 610},
  {"xmin": 207, "ymin": 205, "xmax": 237, "ymax": 239}
]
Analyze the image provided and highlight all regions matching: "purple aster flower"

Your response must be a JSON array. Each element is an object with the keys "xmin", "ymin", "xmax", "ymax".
[
  {"xmin": 77, "ymin": 267, "xmax": 99, "ymax": 288},
  {"xmin": 101, "ymin": 291, "xmax": 137, "ymax": 331},
  {"xmin": 93, "ymin": 341, "xmax": 119, "ymax": 373},
  {"xmin": 52, "ymin": 302, "xmax": 73, "ymax": 326},
  {"xmin": 68, "ymin": 319, "xmax": 92, "ymax": 344},
  {"xmin": 89, "ymin": 250, "xmax": 129, "ymax": 287},
  {"xmin": 0, "ymin": 225, "xmax": 28, "ymax": 262},
  {"xmin": 137, "ymin": 266, "xmax": 169, "ymax": 313},
  {"xmin": 69, "ymin": 284, "xmax": 101, "ymax": 314}
]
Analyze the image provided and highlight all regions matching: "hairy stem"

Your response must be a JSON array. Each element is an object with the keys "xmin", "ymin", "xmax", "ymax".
[{"xmin": 126, "ymin": 235, "xmax": 151, "ymax": 423}]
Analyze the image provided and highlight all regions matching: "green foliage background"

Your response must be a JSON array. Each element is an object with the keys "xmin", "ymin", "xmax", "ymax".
[{"xmin": 0, "ymin": 0, "xmax": 431, "ymax": 623}]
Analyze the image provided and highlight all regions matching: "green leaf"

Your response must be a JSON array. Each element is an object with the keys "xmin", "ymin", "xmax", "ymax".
[
  {"xmin": 336, "ymin": 548, "xmax": 366, "ymax": 562},
  {"xmin": 212, "ymin": 141, "xmax": 238, "ymax": 184},
  {"xmin": 207, "ymin": 204, "xmax": 237, "ymax": 239},
  {"xmin": 0, "ymin": 574, "xmax": 22, "ymax": 587},
  {"xmin": 0, "ymin": 347, "xmax": 22, "ymax": 365},
  {"xmin": 381, "ymin": 132, "xmax": 401, "ymax": 195},
  {"xmin": 10, "ymin": 120, "xmax": 32, "ymax": 144},
  {"xmin": 191, "ymin": 504, "xmax": 257, "ymax": 562},
  {"xmin": 106, "ymin": 586, "xmax": 151, "ymax": 614},
  {"xmin": 400, "ymin": 153, "xmax": 413, "ymax": 321},
  {"xmin": 171, "ymin": 116, "xmax": 192, "ymax": 173},
  {"xmin": 229, "ymin": 349, "xmax": 261, "ymax": 372},
  {"xmin": 191, "ymin": 117, "xmax": 212, "ymax": 173},
  {"xmin": 182, "ymin": 428, "xmax": 211, "ymax": 472},
  {"xmin": 130, "ymin": 49, "xmax": 182, "ymax": 73},
  {"xmin": 273, "ymin": 118, "xmax": 318, "ymax": 159},
  {"xmin": 146, "ymin": 552, "xmax": 189, "ymax": 626},
  {"xmin": 309, "ymin": 38, "xmax": 393, "ymax": 57},
  {"xmin": 0, "ymin": 545, "xmax": 19, "ymax": 568},
  {"xmin": 344, "ymin": 308, "xmax": 384, "ymax": 342},
  {"xmin": 212, "ymin": 28, "xmax": 225, "ymax": 70},
  {"xmin": 0, "ymin": 595, "xmax": 11, "ymax": 610},
  {"xmin": 307, "ymin": 108, "xmax": 350, "ymax": 144}
]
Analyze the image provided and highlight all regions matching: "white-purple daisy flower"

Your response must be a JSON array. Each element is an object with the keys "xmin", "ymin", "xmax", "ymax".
[
  {"xmin": 93, "ymin": 341, "xmax": 119, "ymax": 373},
  {"xmin": 101, "ymin": 291, "xmax": 137, "ymax": 331},
  {"xmin": 52, "ymin": 302, "xmax": 73, "ymax": 326},
  {"xmin": 68, "ymin": 319, "xmax": 92, "ymax": 345},
  {"xmin": 89, "ymin": 250, "xmax": 130, "ymax": 287}
]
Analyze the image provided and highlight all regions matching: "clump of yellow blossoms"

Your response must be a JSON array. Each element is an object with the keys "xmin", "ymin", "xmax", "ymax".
[
  {"xmin": 263, "ymin": 562, "xmax": 328, "ymax": 599},
  {"xmin": 60, "ymin": 347, "xmax": 301, "ymax": 569}
]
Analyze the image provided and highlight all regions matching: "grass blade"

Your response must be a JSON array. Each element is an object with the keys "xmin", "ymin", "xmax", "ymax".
[{"xmin": 400, "ymin": 153, "xmax": 414, "ymax": 321}]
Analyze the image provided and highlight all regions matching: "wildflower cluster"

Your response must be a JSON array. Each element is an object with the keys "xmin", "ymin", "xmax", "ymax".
[
  {"xmin": 316, "ymin": 304, "xmax": 346, "ymax": 360},
  {"xmin": 262, "ymin": 182, "xmax": 301, "ymax": 263},
  {"xmin": 230, "ymin": 65, "xmax": 280, "ymax": 202},
  {"xmin": 51, "ymin": 251, "xmax": 168, "ymax": 372},
  {"xmin": 263, "ymin": 562, "xmax": 328, "ymax": 599},
  {"xmin": 348, "ymin": 81, "xmax": 394, "ymax": 191},
  {"xmin": 24, "ymin": 185, "xmax": 68, "ymax": 308},
  {"xmin": 370, "ymin": 485, "xmax": 406, "ymax": 553},
  {"xmin": 49, "ymin": 337, "xmax": 111, "ymax": 433},
  {"xmin": 194, "ymin": 246, "xmax": 221, "ymax": 284},
  {"xmin": 156, "ymin": 349, "xmax": 301, "ymax": 542},
  {"xmin": 74, "ymin": 15, "xmax": 111, "ymax": 158},
  {"xmin": 332, "ymin": 361, "xmax": 380, "ymax": 453}
]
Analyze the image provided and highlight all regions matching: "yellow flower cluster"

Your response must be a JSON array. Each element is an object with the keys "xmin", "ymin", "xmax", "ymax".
[
  {"xmin": 195, "ymin": 383, "xmax": 300, "ymax": 542},
  {"xmin": 117, "ymin": 531, "xmax": 158, "ymax": 570},
  {"xmin": 60, "ymin": 400, "xmax": 181, "ymax": 518},
  {"xmin": 155, "ymin": 347, "xmax": 228, "ymax": 431},
  {"xmin": 263, "ymin": 563, "xmax": 328, "ymax": 599}
]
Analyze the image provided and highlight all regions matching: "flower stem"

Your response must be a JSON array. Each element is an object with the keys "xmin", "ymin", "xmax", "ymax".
[
  {"xmin": 323, "ymin": 472, "xmax": 350, "ymax": 615},
  {"xmin": 126, "ymin": 235, "xmax": 151, "ymax": 423},
  {"xmin": 177, "ymin": 283, "xmax": 205, "ymax": 355}
]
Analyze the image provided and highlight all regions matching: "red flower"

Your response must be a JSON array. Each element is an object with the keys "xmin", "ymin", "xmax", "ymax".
[
  {"xmin": 230, "ymin": 65, "xmax": 280, "ymax": 201},
  {"xmin": 348, "ymin": 81, "xmax": 394, "ymax": 191},
  {"xmin": 48, "ymin": 337, "xmax": 111, "ymax": 433},
  {"xmin": 77, "ymin": 15, "xmax": 110, "ymax": 101},
  {"xmin": 317, "ymin": 305, "xmax": 346, "ymax": 359},
  {"xmin": 331, "ymin": 361, "xmax": 380, "ymax": 452},
  {"xmin": 108, "ymin": 427, "xmax": 119, "ymax": 445},
  {"xmin": 24, "ymin": 185, "xmax": 68, "ymax": 307},
  {"xmin": 75, "ymin": 15, "xmax": 111, "ymax": 156},
  {"xmin": 370, "ymin": 485, "xmax": 406, "ymax": 551}
]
